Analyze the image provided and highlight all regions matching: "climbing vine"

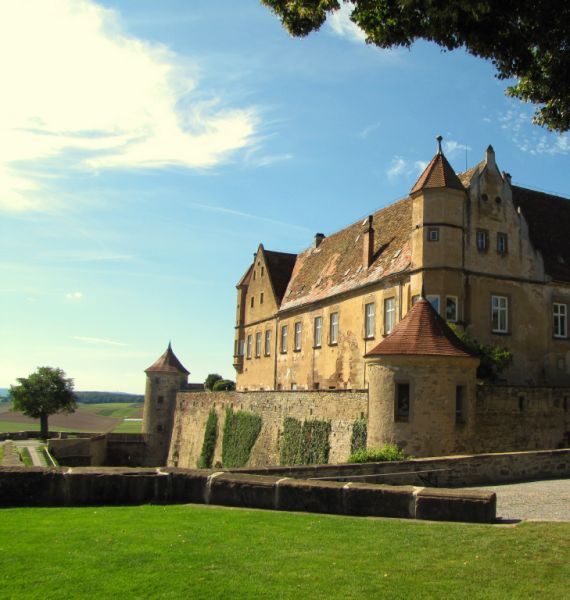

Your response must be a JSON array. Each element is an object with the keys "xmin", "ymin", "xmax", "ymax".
[
  {"xmin": 197, "ymin": 409, "xmax": 218, "ymax": 469},
  {"xmin": 350, "ymin": 417, "xmax": 368, "ymax": 455},
  {"xmin": 280, "ymin": 417, "xmax": 331, "ymax": 466},
  {"xmin": 221, "ymin": 407, "xmax": 262, "ymax": 468}
]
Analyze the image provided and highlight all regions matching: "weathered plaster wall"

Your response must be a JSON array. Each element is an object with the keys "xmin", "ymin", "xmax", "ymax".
[{"xmin": 168, "ymin": 390, "xmax": 368, "ymax": 469}]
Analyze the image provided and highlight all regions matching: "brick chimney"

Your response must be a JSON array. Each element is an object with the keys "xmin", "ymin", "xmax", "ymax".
[
  {"xmin": 314, "ymin": 233, "xmax": 325, "ymax": 248},
  {"xmin": 362, "ymin": 215, "xmax": 374, "ymax": 268}
]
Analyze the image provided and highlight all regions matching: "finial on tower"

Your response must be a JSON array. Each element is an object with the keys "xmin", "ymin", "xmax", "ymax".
[{"xmin": 436, "ymin": 135, "xmax": 443, "ymax": 155}]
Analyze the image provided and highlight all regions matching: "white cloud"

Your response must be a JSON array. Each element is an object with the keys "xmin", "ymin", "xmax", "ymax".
[
  {"xmin": 327, "ymin": 2, "xmax": 366, "ymax": 44},
  {"xmin": 443, "ymin": 140, "xmax": 471, "ymax": 158},
  {"xmin": 72, "ymin": 335, "xmax": 126, "ymax": 347},
  {"xmin": 0, "ymin": 0, "xmax": 258, "ymax": 212},
  {"xmin": 387, "ymin": 157, "xmax": 426, "ymax": 182},
  {"xmin": 499, "ymin": 108, "xmax": 569, "ymax": 155},
  {"xmin": 359, "ymin": 121, "xmax": 382, "ymax": 139},
  {"xmin": 65, "ymin": 291, "xmax": 84, "ymax": 301}
]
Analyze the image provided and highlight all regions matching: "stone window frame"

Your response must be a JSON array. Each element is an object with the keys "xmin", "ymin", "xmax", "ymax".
[
  {"xmin": 455, "ymin": 384, "xmax": 467, "ymax": 426},
  {"xmin": 313, "ymin": 315, "xmax": 323, "ymax": 348},
  {"xmin": 427, "ymin": 227, "xmax": 440, "ymax": 242},
  {"xmin": 445, "ymin": 295, "xmax": 459, "ymax": 323},
  {"xmin": 383, "ymin": 297, "xmax": 396, "ymax": 335},
  {"xmin": 280, "ymin": 324, "xmax": 288, "ymax": 354},
  {"xmin": 294, "ymin": 321, "xmax": 302, "ymax": 352},
  {"xmin": 394, "ymin": 380, "xmax": 411, "ymax": 423},
  {"xmin": 255, "ymin": 332, "xmax": 262, "ymax": 358},
  {"xmin": 264, "ymin": 330, "xmax": 271, "ymax": 356},
  {"xmin": 476, "ymin": 229, "xmax": 489, "ymax": 252},
  {"xmin": 329, "ymin": 311, "xmax": 339, "ymax": 345},
  {"xmin": 491, "ymin": 294, "xmax": 509, "ymax": 334},
  {"xmin": 246, "ymin": 334, "xmax": 252, "ymax": 359},
  {"xmin": 497, "ymin": 232, "xmax": 508, "ymax": 255},
  {"xmin": 364, "ymin": 302, "xmax": 376, "ymax": 339},
  {"xmin": 553, "ymin": 302, "xmax": 568, "ymax": 339}
]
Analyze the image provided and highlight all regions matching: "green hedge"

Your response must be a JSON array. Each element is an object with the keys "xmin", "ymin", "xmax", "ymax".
[
  {"xmin": 197, "ymin": 409, "xmax": 218, "ymax": 469},
  {"xmin": 348, "ymin": 444, "xmax": 408, "ymax": 464},
  {"xmin": 280, "ymin": 417, "xmax": 331, "ymax": 466},
  {"xmin": 350, "ymin": 417, "xmax": 367, "ymax": 455},
  {"xmin": 221, "ymin": 407, "xmax": 262, "ymax": 468}
]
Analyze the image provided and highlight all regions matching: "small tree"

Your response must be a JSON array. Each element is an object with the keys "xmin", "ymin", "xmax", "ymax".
[
  {"xmin": 204, "ymin": 373, "xmax": 223, "ymax": 391},
  {"xmin": 212, "ymin": 379, "xmax": 236, "ymax": 392},
  {"xmin": 9, "ymin": 367, "xmax": 76, "ymax": 439}
]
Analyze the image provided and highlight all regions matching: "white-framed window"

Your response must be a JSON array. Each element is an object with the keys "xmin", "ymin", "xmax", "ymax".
[
  {"xmin": 553, "ymin": 303, "xmax": 568, "ymax": 338},
  {"xmin": 246, "ymin": 334, "xmax": 252, "ymax": 359},
  {"xmin": 264, "ymin": 330, "xmax": 271, "ymax": 356},
  {"xmin": 280, "ymin": 325, "xmax": 288, "ymax": 353},
  {"xmin": 476, "ymin": 230, "xmax": 488, "ymax": 251},
  {"xmin": 497, "ymin": 233, "xmax": 508, "ymax": 255},
  {"xmin": 294, "ymin": 322, "xmax": 302, "ymax": 351},
  {"xmin": 330, "ymin": 312, "xmax": 339, "ymax": 344},
  {"xmin": 314, "ymin": 316, "xmax": 322, "ymax": 348},
  {"xmin": 428, "ymin": 227, "xmax": 439, "ymax": 242},
  {"xmin": 427, "ymin": 294, "xmax": 440, "ymax": 314},
  {"xmin": 446, "ymin": 296, "xmax": 458, "ymax": 322},
  {"xmin": 384, "ymin": 297, "xmax": 395, "ymax": 334},
  {"xmin": 255, "ymin": 332, "xmax": 261, "ymax": 357},
  {"xmin": 491, "ymin": 295, "xmax": 508, "ymax": 333},
  {"xmin": 365, "ymin": 302, "xmax": 375, "ymax": 338}
]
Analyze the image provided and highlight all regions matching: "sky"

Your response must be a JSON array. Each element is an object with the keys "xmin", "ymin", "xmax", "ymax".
[{"xmin": 1, "ymin": 0, "xmax": 569, "ymax": 393}]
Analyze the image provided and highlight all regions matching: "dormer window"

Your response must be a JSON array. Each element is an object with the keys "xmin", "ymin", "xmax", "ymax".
[
  {"xmin": 497, "ymin": 233, "xmax": 508, "ymax": 255},
  {"xmin": 428, "ymin": 227, "xmax": 439, "ymax": 242},
  {"xmin": 476, "ymin": 230, "xmax": 488, "ymax": 252}
]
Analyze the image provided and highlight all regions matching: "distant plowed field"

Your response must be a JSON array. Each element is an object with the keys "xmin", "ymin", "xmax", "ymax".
[{"xmin": 0, "ymin": 403, "xmax": 143, "ymax": 433}]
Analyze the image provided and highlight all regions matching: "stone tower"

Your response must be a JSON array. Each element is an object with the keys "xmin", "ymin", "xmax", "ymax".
[{"xmin": 142, "ymin": 343, "xmax": 189, "ymax": 466}]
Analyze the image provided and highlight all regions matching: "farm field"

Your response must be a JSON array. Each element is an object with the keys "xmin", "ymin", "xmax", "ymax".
[
  {"xmin": 0, "ymin": 505, "xmax": 568, "ymax": 599},
  {"xmin": 0, "ymin": 402, "xmax": 143, "ymax": 434}
]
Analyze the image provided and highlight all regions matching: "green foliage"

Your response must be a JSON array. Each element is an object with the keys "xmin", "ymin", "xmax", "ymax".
[
  {"xmin": 9, "ymin": 367, "xmax": 76, "ymax": 438},
  {"xmin": 280, "ymin": 417, "xmax": 332, "ymax": 466},
  {"xmin": 17, "ymin": 446, "xmax": 33, "ymax": 467},
  {"xmin": 204, "ymin": 374, "xmax": 223, "ymax": 391},
  {"xmin": 221, "ymin": 407, "xmax": 262, "ymax": 468},
  {"xmin": 261, "ymin": 1, "xmax": 570, "ymax": 132},
  {"xmin": 449, "ymin": 324, "xmax": 513, "ymax": 381},
  {"xmin": 350, "ymin": 417, "xmax": 367, "ymax": 455},
  {"xmin": 197, "ymin": 409, "xmax": 218, "ymax": 469},
  {"xmin": 212, "ymin": 379, "xmax": 236, "ymax": 392},
  {"xmin": 348, "ymin": 444, "xmax": 408, "ymax": 464}
]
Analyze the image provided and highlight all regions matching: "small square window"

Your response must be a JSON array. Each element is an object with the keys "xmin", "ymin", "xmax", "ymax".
[
  {"xmin": 476, "ymin": 230, "xmax": 488, "ymax": 252},
  {"xmin": 497, "ymin": 233, "xmax": 508, "ymax": 254},
  {"xmin": 395, "ymin": 383, "xmax": 410, "ymax": 422},
  {"xmin": 428, "ymin": 227, "xmax": 439, "ymax": 242}
]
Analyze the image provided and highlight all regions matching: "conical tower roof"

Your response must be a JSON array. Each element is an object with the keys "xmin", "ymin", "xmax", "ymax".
[
  {"xmin": 145, "ymin": 343, "xmax": 190, "ymax": 375},
  {"xmin": 365, "ymin": 299, "xmax": 474, "ymax": 358},
  {"xmin": 411, "ymin": 137, "xmax": 465, "ymax": 194}
]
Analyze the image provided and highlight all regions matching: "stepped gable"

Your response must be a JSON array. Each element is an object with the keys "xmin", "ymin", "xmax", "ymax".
[
  {"xmin": 410, "ymin": 147, "xmax": 465, "ymax": 194},
  {"xmin": 280, "ymin": 197, "xmax": 412, "ymax": 311},
  {"xmin": 264, "ymin": 249, "xmax": 297, "ymax": 303},
  {"xmin": 365, "ymin": 298, "xmax": 474, "ymax": 358},
  {"xmin": 512, "ymin": 186, "xmax": 570, "ymax": 282},
  {"xmin": 145, "ymin": 343, "xmax": 190, "ymax": 375}
]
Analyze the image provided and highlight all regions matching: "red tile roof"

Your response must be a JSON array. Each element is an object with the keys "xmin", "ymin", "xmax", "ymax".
[
  {"xmin": 365, "ymin": 299, "xmax": 474, "ymax": 358},
  {"xmin": 145, "ymin": 343, "xmax": 190, "ymax": 375},
  {"xmin": 411, "ymin": 152, "xmax": 465, "ymax": 194}
]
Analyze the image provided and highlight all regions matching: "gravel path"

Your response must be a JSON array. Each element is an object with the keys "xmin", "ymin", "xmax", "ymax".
[{"xmin": 466, "ymin": 479, "xmax": 570, "ymax": 522}]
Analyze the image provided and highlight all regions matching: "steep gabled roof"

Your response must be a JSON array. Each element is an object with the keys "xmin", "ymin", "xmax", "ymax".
[
  {"xmin": 145, "ymin": 343, "xmax": 190, "ymax": 375},
  {"xmin": 263, "ymin": 249, "xmax": 297, "ymax": 303},
  {"xmin": 411, "ymin": 151, "xmax": 465, "ymax": 194},
  {"xmin": 280, "ymin": 198, "xmax": 412, "ymax": 311},
  {"xmin": 365, "ymin": 299, "xmax": 474, "ymax": 358},
  {"xmin": 512, "ymin": 185, "xmax": 570, "ymax": 282}
]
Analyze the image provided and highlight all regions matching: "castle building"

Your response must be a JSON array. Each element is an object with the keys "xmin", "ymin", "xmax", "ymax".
[{"xmin": 234, "ymin": 140, "xmax": 570, "ymax": 391}]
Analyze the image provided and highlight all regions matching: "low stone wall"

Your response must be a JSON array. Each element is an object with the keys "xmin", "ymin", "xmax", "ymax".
[
  {"xmin": 169, "ymin": 390, "xmax": 368, "ymax": 469},
  {"xmin": 106, "ymin": 433, "xmax": 148, "ymax": 466},
  {"xmin": 0, "ymin": 466, "xmax": 495, "ymax": 523},
  {"xmin": 49, "ymin": 434, "xmax": 107, "ymax": 467}
]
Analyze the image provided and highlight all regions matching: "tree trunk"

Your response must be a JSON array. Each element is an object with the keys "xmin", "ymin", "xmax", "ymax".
[{"xmin": 40, "ymin": 413, "xmax": 49, "ymax": 440}]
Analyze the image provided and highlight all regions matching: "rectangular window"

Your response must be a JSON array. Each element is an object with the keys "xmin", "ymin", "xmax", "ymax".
[
  {"xmin": 476, "ymin": 229, "xmax": 488, "ymax": 251},
  {"xmin": 294, "ymin": 322, "xmax": 302, "ymax": 351},
  {"xmin": 239, "ymin": 339, "xmax": 245, "ymax": 356},
  {"xmin": 255, "ymin": 332, "xmax": 261, "ymax": 357},
  {"xmin": 261, "ymin": 266, "xmax": 264, "ymax": 277},
  {"xmin": 291, "ymin": 383, "xmax": 297, "ymax": 391},
  {"xmin": 264, "ymin": 330, "xmax": 271, "ymax": 355},
  {"xmin": 455, "ymin": 386, "xmax": 466, "ymax": 425},
  {"xmin": 428, "ymin": 227, "xmax": 439, "ymax": 242},
  {"xmin": 384, "ymin": 297, "xmax": 395, "ymax": 334},
  {"xmin": 365, "ymin": 302, "xmax": 375, "ymax": 338},
  {"xmin": 260, "ymin": 292, "xmax": 264, "ymax": 305},
  {"xmin": 280, "ymin": 325, "xmax": 288, "ymax": 353},
  {"xmin": 250, "ymin": 297, "xmax": 254, "ymax": 308},
  {"xmin": 446, "ymin": 296, "xmax": 458, "ymax": 322},
  {"xmin": 427, "ymin": 294, "xmax": 440, "ymax": 314},
  {"xmin": 330, "ymin": 312, "xmax": 339, "ymax": 344},
  {"xmin": 314, "ymin": 316, "xmax": 322, "ymax": 348},
  {"xmin": 497, "ymin": 233, "xmax": 508, "ymax": 254},
  {"xmin": 554, "ymin": 303, "xmax": 568, "ymax": 338},
  {"xmin": 246, "ymin": 334, "xmax": 252, "ymax": 359},
  {"xmin": 491, "ymin": 295, "xmax": 508, "ymax": 333},
  {"xmin": 395, "ymin": 383, "xmax": 410, "ymax": 422}
]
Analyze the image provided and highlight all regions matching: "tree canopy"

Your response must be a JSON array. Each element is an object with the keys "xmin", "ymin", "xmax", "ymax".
[
  {"xmin": 9, "ymin": 367, "xmax": 76, "ymax": 438},
  {"xmin": 204, "ymin": 373, "xmax": 223, "ymax": 391},
  {"xmin": 261, "ymin": 0, "xmax": 570, "ymax": 132}
]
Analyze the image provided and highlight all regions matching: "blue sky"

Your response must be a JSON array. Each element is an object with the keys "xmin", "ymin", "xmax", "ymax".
[{"xmin": 1, "ymin": 0, "xmax": 569, "ymax": 393}]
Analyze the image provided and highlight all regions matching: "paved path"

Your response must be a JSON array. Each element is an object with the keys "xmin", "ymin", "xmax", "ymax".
[
  {"xmin": 13, "ymin": 440, "xmax": 48, "ymax": 467},
  {"xmin": 466, "ymin": 479, "xmax": 570, "ymax": 522}
]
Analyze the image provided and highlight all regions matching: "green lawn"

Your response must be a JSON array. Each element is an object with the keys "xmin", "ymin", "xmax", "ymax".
[
  {"xmin": 79, "ymin": 402, "xmax": 143, "ymax": 419},
  {"xmin": 0, "ymin": 505, "xmax": 567, "ymax": 599},
  {"xmin": 111, "ymin": 419, "xmax": 143, "ymax": 433}
]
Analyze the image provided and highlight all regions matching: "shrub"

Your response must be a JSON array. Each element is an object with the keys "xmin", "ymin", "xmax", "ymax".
[
  {"xmin": 212, "ymin": 379, "xmax": 236, "ymax": 392},
  {"xmin": 197, "ymin": 409, "xmax": 218, "ymax": 469},
  {"xmin": 348, "ymin": 444, "xmax": 408, "ymax": 464},
  {"xmin": 350, "ymin": 417, "xmax": 367, "ymax": 454},
  {"xmin": 204, "ymin": 373, "xmax": 223, "ymax": 391},
  {"xmin": 221, "ymin": 407, "xmax": 262, "ymax": 468},
  {"xmin": 280, "ymin": 417, "xmax": 331, "ymax": 466}
]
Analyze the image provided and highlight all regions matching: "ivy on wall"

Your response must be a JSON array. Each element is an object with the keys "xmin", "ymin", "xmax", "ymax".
[
  {"xmin": 221, "ymin": 407, "xmax": 262, "ymax": 468},
  {"xmin": 280, "ymin": 417, "xmax": 331, "ymax": 466},
  {"xmin": 350, "ymin": 417, "xmax": 368, "ymax": 455},
  {"xmin": 197, "ymin": 409, "xmax": 218, "ymax": 469}
]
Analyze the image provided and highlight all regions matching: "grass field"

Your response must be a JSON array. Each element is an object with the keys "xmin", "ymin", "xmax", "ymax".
[{"xmin": 0, "ymin": 505, "xmax": 568, "ymax": 599}]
